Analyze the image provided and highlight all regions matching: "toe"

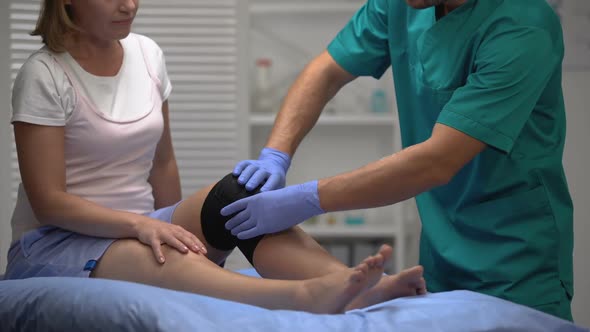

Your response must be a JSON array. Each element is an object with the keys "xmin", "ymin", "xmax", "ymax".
[
  {"xmin": 378, "ymin": 244, "xmax": 393, "ymax": 260},
  {"xmin": 363, "ymin": 255, "xmax": 377, "ymax": 268},
  {"xmin": 353, "ymin": 263, "xmax": 369, "ymax": 282}
]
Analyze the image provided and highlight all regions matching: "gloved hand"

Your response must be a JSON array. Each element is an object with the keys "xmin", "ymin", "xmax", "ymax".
[
  {"xmin": 233, "ymin": 147, "xmax": 291, "ymax": 192},
  {"xmin": 221, "ymin": 180, "xmax": 324, "ymax": 239}
]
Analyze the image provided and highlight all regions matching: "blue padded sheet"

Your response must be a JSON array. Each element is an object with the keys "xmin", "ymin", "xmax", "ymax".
[{"xmin": 0, "ymin": 271, "xmax": 587, "ymax": 332}]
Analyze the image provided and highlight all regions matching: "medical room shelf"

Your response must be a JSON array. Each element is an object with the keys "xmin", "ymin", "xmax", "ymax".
[
  {"xmin": 249, "ymin": 114, "xmax": 396, "ymax": 126},
  {"xmin": 250, "ymin": 2, "xmax": 363, "ymax": 15},
  {"xmin": 300, "ymin": 225, "xmax": 398, "ymax": 239}
]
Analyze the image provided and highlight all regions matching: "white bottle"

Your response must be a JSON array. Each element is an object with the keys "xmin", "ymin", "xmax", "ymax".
[{"xmin": 253, "ymin": 58, "xmax": 274, "ymax": 113}]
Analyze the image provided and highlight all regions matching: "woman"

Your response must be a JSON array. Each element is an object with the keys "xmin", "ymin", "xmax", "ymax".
[{"xmin": 5, "ymin": 0, "xmax": 426, "ymax": 313}]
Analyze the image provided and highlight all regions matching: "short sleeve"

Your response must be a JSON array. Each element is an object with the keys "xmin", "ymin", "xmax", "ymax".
[
  {"xmin": 136, "ymin": 35, "xmax": 172, "ymax": 101},
  {"xmin": 437, "ymin": 26, "xmax": 561, "ymax": 153},
  {"xmin": 11, "ymin": 52, "xmax": 73, "ymax": 126},
  {"xmin": 156, "ymin": 48, "xmax": 172, "ymax": 101},
  {"xmin": 327, "ymin": 0, "xmax": 391, "ymax": 78}
]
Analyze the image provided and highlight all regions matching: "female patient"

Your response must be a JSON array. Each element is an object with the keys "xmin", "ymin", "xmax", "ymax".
[{"xmin": 5, "ymin": 0, "xmax": 426, "ymax": 313}]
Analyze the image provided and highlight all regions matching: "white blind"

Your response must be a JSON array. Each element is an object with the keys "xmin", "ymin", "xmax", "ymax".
[
  {"xmin": 8, "ymin": 1, "xmax": 39, "ymax": 202},
  {"xmin": 8, "ymin": 0, "xmax": 247, "ymax": 202}
]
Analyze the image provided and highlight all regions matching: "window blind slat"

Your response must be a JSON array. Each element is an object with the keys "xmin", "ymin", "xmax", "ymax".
[{"xmin": 137, "ymin": 27, "xmax": 236, "ymax": 36}]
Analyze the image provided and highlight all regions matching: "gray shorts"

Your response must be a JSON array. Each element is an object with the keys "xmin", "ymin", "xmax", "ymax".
[{"xmin": 4, "ymin": 202, "xmax": 181, "ymax": 280}]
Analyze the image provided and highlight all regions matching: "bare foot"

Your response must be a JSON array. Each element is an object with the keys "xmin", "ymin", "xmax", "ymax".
[
  {"xmin": 345, "ymin": 265, "xmax": 426, "ymax": 311},
  {"xmin": 362, "ymin": 244, "xmax": 393, "ymax": 288},
  {"xmin": 296, "ymin": 246, "xmax": 390, "ymax": 314}
]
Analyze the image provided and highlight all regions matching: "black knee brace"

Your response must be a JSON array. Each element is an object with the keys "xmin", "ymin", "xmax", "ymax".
[{"xmin": 201, "ymin": 173, "xmax": 264, "ymax": 265}]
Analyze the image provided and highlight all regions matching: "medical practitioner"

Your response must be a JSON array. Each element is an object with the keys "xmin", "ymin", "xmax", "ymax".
[{"xmin": 224, "ymin": 0, "xmax": 574, "ymax": 321}]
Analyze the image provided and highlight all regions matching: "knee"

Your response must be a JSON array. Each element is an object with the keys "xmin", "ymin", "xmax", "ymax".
[
  {"xmin": 209, "ymin": 173, "xmax": 261, "ymax": 206},
  {"xmin": 200, "ymin": 174, "xmax": 253, "ymax": 249},
  {"xmin": 200, "ymin": 173, "xmax": 264, "ymax": 265}
]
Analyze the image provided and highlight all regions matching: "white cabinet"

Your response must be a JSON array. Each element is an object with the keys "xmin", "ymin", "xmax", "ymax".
[{"xmin": 236, "ymin": 0, "xmax": 420, "ymax": 273}]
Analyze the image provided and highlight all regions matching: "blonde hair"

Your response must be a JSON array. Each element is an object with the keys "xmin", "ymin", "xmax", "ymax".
[{"xmin": 31, "ymin": 1, "xmax": 79, "ymax": 53}]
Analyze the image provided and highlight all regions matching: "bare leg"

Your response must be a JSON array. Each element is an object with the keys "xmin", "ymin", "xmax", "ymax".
[
  {"xmin": 170, "ymin": 184, "xmax": 232, "ymax": 265},
  {"xmin": 252, "ymin": 228, "xmax": 427, "ymax": 310},
  {"xmin": 91, "ymin": 239, "xmax": 385, "ymax": 313},
  {"xmin": 250, "ymin": 227, "xmax": 345, "ymax": 279},
  {"xmin": 153, "ymin": 182, "xmax": 426, "ymax": 309}
]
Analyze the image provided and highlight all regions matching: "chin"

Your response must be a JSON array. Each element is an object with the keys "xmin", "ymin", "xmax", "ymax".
[
  {"xmin": 405, "ymin": 0, "xmax": 448, "ymax": 8},
  {"xmin": 113, "ymin": 30, "xmax": 132, "ymax": 40}
]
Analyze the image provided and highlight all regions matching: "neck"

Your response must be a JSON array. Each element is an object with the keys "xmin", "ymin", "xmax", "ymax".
[
  {"xmin": 63, "ymin": 33, "xmax": 124, "ymax": 77},
  {"xmin": 65, "ymin": 33, "xmax": 120, "ymax": 60}
]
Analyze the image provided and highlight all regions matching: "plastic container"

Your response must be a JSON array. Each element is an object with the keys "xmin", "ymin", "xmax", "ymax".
[
  {"xmin": 370, "ymin": 88, "xmax": 388, "ymax": 114},
  {"xmin": 253, "ymin": 58, "xmax": 274, "ymax": 113},
  {"xmin": 345, "ymin": 210, "xmax": 366, "ymax": 226}
]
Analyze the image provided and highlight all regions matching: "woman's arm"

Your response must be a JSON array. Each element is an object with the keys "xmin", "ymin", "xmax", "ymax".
[
  {"xmin": 148, "ymin": 101, "xmax": 182, "ymax": 209},
  {"xmin": 318, "ymin": 123, "xmax": 487, "ymax": 210},
  {"xmin": 14, "ymin": 122, "xmax": 142, "ymax": 237},
  {"xmin": 14, "ymin": 121, "xmax": 204, "ymax": 262}
]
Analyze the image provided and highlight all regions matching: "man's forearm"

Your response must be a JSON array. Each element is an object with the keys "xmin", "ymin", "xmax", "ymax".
[
  {"xmin": 317, "ymin": 123, "xmax": 487, "ymax": 211},
  {"xmin": 317, "ymin": 143, "xmax": 450, "ymax": 211},
  {"xmin": 266, "ymin": 51, "xmax": 355, "ymax": 156}
]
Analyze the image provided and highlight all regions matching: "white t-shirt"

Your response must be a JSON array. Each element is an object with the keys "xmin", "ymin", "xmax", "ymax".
[
  {"xmin": 11, "ymin": 33, "xmax": 172, "ymax": 125},
  {"xmin": 10, "ymin": 33, "xmax": 172, "ymax": 244}
]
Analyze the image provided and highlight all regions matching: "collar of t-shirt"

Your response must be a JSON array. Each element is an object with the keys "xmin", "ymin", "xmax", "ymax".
[{"xmin": 59, "ymin": 36, "xmax": 153, "ymax": 122}]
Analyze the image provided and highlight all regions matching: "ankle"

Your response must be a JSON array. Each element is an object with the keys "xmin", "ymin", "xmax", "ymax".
[{"xmin": 294, "ymin": 280, "xmax": 315, "ymax": 312}]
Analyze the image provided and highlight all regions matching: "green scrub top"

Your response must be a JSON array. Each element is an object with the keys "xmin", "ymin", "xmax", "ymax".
[{"xmin": 328, "ymin": 0, "xmax": 573, "ymax": 320}]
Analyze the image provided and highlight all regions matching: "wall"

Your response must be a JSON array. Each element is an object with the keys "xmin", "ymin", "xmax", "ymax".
[
  {"xmin": 552, "ymin": 0, "xmax": 590, "ymax": 326},
  {"xmin": 0, "ymin": 0, "xmax": 12, "ymax": 274},
  {"xmin": 563, "ymin": 71, "xmax": 590, "ymax": 327}
]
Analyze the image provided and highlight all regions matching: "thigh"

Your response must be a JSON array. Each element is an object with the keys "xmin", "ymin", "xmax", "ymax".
[
  {"xmin": 170, "ymin": 184, "xmax": 232, "ymax": 264},
  {"xmin": 5, "ymin": 227, "xmax": 115, "ymax": 279},
  {"xmin": 90, "ymin": 238, "xmax": 305, "ymax": 310},
  {"xmin": 91, "ymin": 238, "xmax": 216, "ymax": 287}
]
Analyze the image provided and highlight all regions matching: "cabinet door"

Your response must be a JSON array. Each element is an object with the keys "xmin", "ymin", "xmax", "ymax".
[{"xmin": 7, "ymin": 0, "xmax": 249, "ymax": 201}]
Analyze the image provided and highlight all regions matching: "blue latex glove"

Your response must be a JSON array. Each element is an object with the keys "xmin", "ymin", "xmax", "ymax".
[
  {"xmin": 233, "ymin": 147, "xmax": 291, "ymax": 192},
  {"xmin": 221, "ymin": 180, "xmax": 324, "ymax": 239}
]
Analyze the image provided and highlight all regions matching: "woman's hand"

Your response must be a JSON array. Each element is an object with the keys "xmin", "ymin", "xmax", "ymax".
[{"xmin": 134, "ymin": 217, "xmax": 208, "ymax": 264}]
